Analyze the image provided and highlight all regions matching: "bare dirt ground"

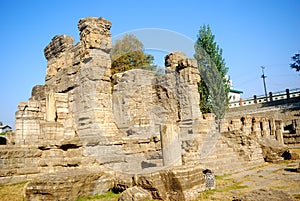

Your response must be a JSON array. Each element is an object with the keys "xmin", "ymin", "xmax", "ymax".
[{"xmin": 199, "ymin": 159, "xmax": 300, "ymax": 201}]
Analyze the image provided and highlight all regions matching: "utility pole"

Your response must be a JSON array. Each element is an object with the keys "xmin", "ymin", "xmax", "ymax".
[{"xmin": 261, "ymin": 66, "xmax": 268, "ymax": 102}]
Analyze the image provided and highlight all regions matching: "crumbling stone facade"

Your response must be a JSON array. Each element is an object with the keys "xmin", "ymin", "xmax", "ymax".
[
  {"xmin": 13, "ymin": 17, "xmax": 203, "ymax": 173},
  {"xmin": 227, "ymin": 97, "xmax": 300, "ymax": 145},
  {"xmin": 0, "ymin": 17, "xmax": 291, "ymax": 200}
]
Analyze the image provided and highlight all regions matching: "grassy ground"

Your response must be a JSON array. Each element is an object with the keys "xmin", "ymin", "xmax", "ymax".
[
  {"xmin": 290, "ymin": 148, "xmax": 300, "ymax": 156},
  {"xmin": 197, "ymin": 158, "xmax": 300, "ymax": 201},
  {"xmin": 196, "ymin": 174, "xmax": 249, "ymax": 201},
  {"xmin": 0, "ymin": 181, "xmax": 28, "ymax": 201},
  {"xmin": 1, "ymin": 156, "xmax": 299, "ymax": 201},
  {"xmin": 76, "ymin": 191, "xmax": 119, "ymax": 201},
  {"xmin": 75, "ymin": 175, "xmax": 249, "ymax": 201}
]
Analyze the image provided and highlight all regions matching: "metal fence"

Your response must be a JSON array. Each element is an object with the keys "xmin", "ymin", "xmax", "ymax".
[{"xmin": 229, "ymin": 88, "xmax": 300, "ymax": 108}]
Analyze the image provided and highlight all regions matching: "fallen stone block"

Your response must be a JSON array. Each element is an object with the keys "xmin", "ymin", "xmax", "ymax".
[
  {"xmin": 25, "ymin": 169, "xmax": 114, "ymax": 201},
  {"xmin": 119, "ymin": 186, "xmax": 152, "ymax": 201}
]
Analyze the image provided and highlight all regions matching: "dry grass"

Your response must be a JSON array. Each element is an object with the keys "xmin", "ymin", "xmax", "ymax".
[
  {"xmin": 76, "ymin": 191, "xmax": 119, "ymax": 201},
  {"xmin": 196, "ymin": 174, "xmax": 248, "ymax": 201},
  {"xmin": 76, "ymin": 191, "xmax": 163, "ymax": 201},
  {"xmin": 290, "ymin": 148, "xmax": 300, "ymax": 156},
  {"xmin": 294, "ymin": 194, "xmax": 300, "ymax": 199},
  {"xmin": 0, "ymin": 181, "xmax": 28, "ymax": 201}
]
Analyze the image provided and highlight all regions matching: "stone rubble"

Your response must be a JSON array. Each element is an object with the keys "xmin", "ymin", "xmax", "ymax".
[{"xmin": 119, "ymin": 186, "xmax": 153, "ymax": 201}]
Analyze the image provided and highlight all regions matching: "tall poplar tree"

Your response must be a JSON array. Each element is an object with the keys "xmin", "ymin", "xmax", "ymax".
[
  {"xmin": 290, "ymin": 52, "xmax": 300, "ymax": 72},
  {"xmin": 194, "ymin": 25, "xmax": 230, "ymax": 119}
]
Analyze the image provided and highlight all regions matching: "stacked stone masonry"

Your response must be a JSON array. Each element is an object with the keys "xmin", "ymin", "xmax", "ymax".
[
  {"xmin": 0, "ymin": 17, "xmax": 292, "ymax": 200},
  {"xmin": 227, "ymin": 97, "xmax": 300, "ymax": 145}
]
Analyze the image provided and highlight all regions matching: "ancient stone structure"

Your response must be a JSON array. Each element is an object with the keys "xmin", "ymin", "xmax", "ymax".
[
  {"xmin": 0, "ymin": 17, "xmax": 293, "ymax": 200},
  {"xmin": 12, "ymin": 17, "xmax": 203, "ymax": 173},
  {"xmin": 25, "ymin": 164, "xmax": 206, "ymax": 201},
  {"xmin": 227, "ymin": 97, "xmax": 300, "ymax": 145},
  {"xmin": 222, "ymin": 115, "xmax": 288, "ymax": 163}
]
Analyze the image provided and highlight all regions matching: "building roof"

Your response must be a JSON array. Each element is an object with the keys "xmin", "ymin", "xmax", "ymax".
[
  {"xmin": 0, "ymin": 125, "xmax": 12, "ymax": 129},
  {"xmin": 230, "ymin": 88, "xmax": 243, "ymax": 94}
]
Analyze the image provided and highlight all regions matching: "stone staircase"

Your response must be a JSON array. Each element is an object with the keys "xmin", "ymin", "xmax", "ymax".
[
  {"xmin": 198, "ymin": 138, "xmax": 264, "ymax": 175},
  {"xmin": 196, "ymin": 120, "xmax": 264, "ymax": 175}
]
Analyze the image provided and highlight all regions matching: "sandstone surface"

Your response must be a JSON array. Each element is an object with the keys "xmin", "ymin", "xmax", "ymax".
[{"xmin": 0, "ymin": 16, "xmax": 295, "ymax": 201}]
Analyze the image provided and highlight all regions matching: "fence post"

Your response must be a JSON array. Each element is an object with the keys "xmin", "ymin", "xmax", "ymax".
[
  {"xmin": 286, "ymin": 89, "xmax": 290, "ymax": 99},
  {"xmin": 269, "ymin": 92, "xmax": 273, "ymax": 101}
]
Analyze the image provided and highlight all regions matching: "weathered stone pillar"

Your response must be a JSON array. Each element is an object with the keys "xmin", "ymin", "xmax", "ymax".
[
  {"xmin": 269, "ymin": 118, "xmax": 276, "ymax": 136},
  {"xmin": 295, "ymin": 119, "xmax": 300, "ymax": 135},
  {"xmin": 14, "ymin": 100, "xmax": 43, "ymax": 145},
  {"xmin": 252, "ymin": 117, "xmax": 261, "ymax": 138},
  {"xmin": 161, "ymin": 122, "xmax": 182, "ymax": 166},
  {"xmin": 73, "ymin": 17, "xmax": 119, "ymax": 145},
  {"xmin": 46, "ymin": 90, "xmax": 56, "ymax": 122},
  {"xmin": 275, "ymin": 120, "xmax": 284, "ymax": 144},
  {"xmin": 164, "ymin": 51, "xmax": 202, "ymax": 127},
  {"xmin": 261, "ymin": 117, "xmax": 270, "ymax": 137},
  {"xmin": 241, "ymin": 116, "xmax": 252, "ymax": 135},
  {"xmin": 228, "ymin": 118, "xmax": 242, "ymax": 132}
]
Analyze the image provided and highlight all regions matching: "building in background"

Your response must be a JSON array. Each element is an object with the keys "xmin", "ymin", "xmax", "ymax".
[
  {"xmin": 229, "ymin": 88, "xmax": 243, "ymax": 103},
  {"xmin": 227, "ymin": 77, "xmax": 243, "ymax": 103},
  {"xmin": 0, "ymin": 122, "xmax": 12, "ymax": 133}
]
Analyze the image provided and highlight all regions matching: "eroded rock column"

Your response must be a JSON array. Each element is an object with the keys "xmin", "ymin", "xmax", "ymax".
[
  {"xmin": 275, "ymin": 120, "xmax": 284, "ymax": 144},
  {"xmin": 161, "ymin": 122, "xmax": 182, "ymax": 166},
  {"xmin": 46, "ymin": 90, "xmax": 56, "ymax": 122},
  {"xmin": 74, "ymin": 17, "xmax": 120, "ymax": 146},
  {"xmin": 158, "ymin": 52, "xmax": 202, "ymax": 166}
]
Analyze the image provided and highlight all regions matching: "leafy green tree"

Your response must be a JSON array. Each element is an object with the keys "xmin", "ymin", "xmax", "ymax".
[
  {"xmin": 194, "ymin": 25, "xmax": 230, "ymax": 119},
  {"xmin": 110, "ymin": 34, "xmax": 157, "ymax": 75},
  {"xmin": 290, "ymin": 52, "xmax": 300, "ymax": 72}
]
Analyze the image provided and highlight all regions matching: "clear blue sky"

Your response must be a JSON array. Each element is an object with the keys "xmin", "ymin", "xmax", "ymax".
[{"xmin": 1, "ymin": 0, "xmax": 299, "ymax": 128}]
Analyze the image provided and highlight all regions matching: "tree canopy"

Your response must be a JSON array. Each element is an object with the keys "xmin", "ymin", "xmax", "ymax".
[
  {"xmin": 110, "ymin": 34, "xmax": 157, "ymax": 75},
  {"xmin": 290, "ymin": 52, "xmax": 300, "ymax": 72},
  {"xmin": 194, "ymin": 24, "xmax": 230, "ymax": 119}
]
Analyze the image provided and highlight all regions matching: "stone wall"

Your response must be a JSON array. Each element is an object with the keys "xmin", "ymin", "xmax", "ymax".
[
  {"xmin": 0, "ymin": 144, "xmax": 94, "ymax": 184},
  {"xmin": 221, "ymin": 115, "xmax": 289, "ymax": 163},
  {"xmin": 2, "ymin": 17, "xmax": 204, "ymax": 178},
  {"xmin": 283, "ymin": 133, "xmax": 300, "ymax": 145},
  {"xmin": 25, "ymin": 164, "xmax": 206, "ymax": 201},
  {"xmin": 0, "ymin": 16, "xmax": 292, "ymax": 200},
  {"xmin": 226, "ymin": 97, "xmax": 300, "ymax": 145},
  {"xmin": 222, "ymin": 116, "xmax": 284, "ymax": 142}
]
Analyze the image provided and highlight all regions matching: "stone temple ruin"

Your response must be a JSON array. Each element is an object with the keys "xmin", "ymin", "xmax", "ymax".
[{"xmin": 0, "ymin": 17, "xmax": 295, "ymax": 201}]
